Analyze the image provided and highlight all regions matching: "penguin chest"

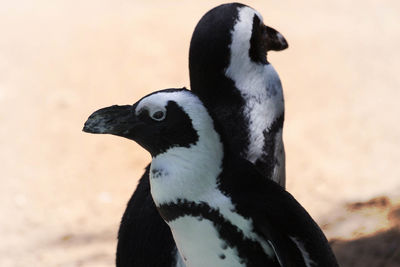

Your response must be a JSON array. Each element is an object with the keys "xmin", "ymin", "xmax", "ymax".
[{"xmin": 169, "ymin": 215, "xmax": 246, "ymax": 267}]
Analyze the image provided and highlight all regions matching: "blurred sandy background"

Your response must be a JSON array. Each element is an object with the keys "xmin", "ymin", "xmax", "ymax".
[{"xmin": 1, "ymin": 0, "xmax": 399, "ymax": 266}]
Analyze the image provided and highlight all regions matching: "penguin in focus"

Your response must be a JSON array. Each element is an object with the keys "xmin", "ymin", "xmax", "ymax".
[
  {"xmin": 83, "ymin": 88, "xmax": 339, "ymax": 267},
  {"xmin": 115, "ymin": 3, "xmax": 289, "ymax": 266}
]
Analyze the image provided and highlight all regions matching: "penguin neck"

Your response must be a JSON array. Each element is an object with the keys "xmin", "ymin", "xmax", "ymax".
[
  {"xmin": 225, "ymin": 4, "xmax": 284, "ymax": 117},
  {"xmin": 225, "ymin": 16, "xmax": 285, "ymax": 166},
  {"xmin": 226, "ymin": 59, "xmax": 284, "ymax": 145},
  {"xmin": 149, "ymin": 118, "xmax": 225, "ymax": 207},
  {"xmin": 228, "ymin": 60, "xmax": 285, "ymax": 184},
  {"xmin": 226, "ymin": 36, "xmax": 285, "ymax": 186}
]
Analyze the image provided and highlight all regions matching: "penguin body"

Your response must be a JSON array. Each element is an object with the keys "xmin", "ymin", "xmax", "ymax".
[
  {"xmin": 116, "ymin": 3, "xmax": 289, "ymax": 266},
  {"xmin": 83, "ymin": 89, "xmax": 338, "ymax": 267}
]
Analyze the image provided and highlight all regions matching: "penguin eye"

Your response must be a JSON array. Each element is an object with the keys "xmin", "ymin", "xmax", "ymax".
[{"xmin": 151, "ymin": 110, "xmax": 166, "ymax": 121}]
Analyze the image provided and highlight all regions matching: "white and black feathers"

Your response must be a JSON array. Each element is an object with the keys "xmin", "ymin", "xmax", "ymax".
[
  {"xmin": 189, "ymin": 3, "xmax": 287, "ymax": 187},
  {"xmin": 97, "ymin": 3, "xmax": 289, "ymax": 266},
  {"xmin": 83, "ymin": 89, "xmax": 338, "ymax": 266}
]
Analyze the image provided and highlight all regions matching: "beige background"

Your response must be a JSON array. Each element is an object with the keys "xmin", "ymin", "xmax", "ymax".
[{"xmin": 1, "ymin": 0, "xmax": 399, "ymax": 266}]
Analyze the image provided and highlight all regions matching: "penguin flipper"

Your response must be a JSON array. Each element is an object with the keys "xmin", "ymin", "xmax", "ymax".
[{"xmin": 257, "ymin": 221, "xmax": 307, "ymax": 267}]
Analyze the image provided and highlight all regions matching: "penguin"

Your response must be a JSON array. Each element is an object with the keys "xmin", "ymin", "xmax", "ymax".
[
  {"xmin": 83, "ymin": 88, "xmax": 339, "ymax": 267},
  {"xmin": 189, "ymin": 3, "xmax": 288, "ymax": 186},
  {"xmin": 115, "ymin": 3, "xmax": 289, "ymax": 266}
]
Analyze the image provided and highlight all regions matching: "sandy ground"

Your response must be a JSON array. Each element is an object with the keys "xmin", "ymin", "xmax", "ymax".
[{"xmin": 0, "ymin": 0, "xmax": 399, "ymax": 266}]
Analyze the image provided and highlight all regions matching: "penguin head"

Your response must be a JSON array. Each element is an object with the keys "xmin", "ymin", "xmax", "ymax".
[
  {"xmin": 83, "ymin": 88, "xmax": 220, "ymax": 158},
  {"xmin": 226, "ymin": 3, "xmax": 289, "ymax": 64},
  {"xmin": 189, "ymin": 3, "xmax": 288, "ymax": 91}
]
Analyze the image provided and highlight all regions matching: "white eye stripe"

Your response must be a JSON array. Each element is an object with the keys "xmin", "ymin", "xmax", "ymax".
[{"xmin": 135, "ymin": 98, "xmax": 167, "ymax": 121}]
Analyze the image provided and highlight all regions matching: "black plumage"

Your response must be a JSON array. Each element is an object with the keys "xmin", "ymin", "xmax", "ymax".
[{"xmin": 114, "ymin": 3, "xmax": 289, "ymax": 266}]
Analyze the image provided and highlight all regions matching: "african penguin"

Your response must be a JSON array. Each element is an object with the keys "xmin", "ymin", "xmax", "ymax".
[
  {"xmin": 116, "ymin": 3, "xmax": 289, "ymax": 266},
  {"xmin": 83, "ymin": 88, "xmax": 338, "ymax": 267},
  {"xmin": 190, "ymin": 2, "xmax": 287, "ymax": 186}
]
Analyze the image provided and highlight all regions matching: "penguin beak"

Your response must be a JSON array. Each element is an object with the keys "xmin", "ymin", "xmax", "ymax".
[
  {"xmin": 83, "ymin": 104, "xmax": 142, "ymax": 140},
  {"xmin": 264, "ymin": 25, "xmax": 288, "ymax": 51}
]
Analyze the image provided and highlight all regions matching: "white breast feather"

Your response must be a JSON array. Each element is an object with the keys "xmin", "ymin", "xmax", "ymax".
[{"xmin": 225, "ymin": 7, "xmax": 285, "ymax": 185}]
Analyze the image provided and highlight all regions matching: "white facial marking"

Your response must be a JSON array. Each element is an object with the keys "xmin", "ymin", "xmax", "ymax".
[
  {"xmin": 136, "ymin": 97, "xmax": 167, "ymax": 120},
  {"xmin": 225, "ymin": 6, "xmax": 285, "ymax": 184},
  {"xmin": 147, "ymin": 91, "xmax": 224, "ymax": 205}
]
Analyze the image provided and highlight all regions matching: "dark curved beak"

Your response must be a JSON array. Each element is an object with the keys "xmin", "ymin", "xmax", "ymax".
[
  {"xmin": 83, "ymin": 105, "xmax": 139, "ymax": 139},
  {"xmin": 264, "ymin": 26, "xmax": 288, "ymax": 51}
]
